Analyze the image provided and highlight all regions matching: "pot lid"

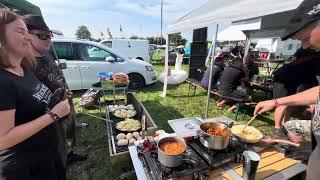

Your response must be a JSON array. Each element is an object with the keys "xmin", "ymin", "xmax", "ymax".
[{"xmin": 168, "ymin": 117, "xmax": 203, "ymax": 138}]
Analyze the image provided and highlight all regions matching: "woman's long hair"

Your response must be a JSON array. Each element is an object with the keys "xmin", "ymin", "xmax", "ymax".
[{"xmin": 0, "ymin": 9, "xmax": 36, "ymax": 70}]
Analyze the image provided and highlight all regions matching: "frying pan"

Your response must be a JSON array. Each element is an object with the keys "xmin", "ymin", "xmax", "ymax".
[{"xmin": 231, "ymin": 125, "xmax": 300, "ymax": 147}]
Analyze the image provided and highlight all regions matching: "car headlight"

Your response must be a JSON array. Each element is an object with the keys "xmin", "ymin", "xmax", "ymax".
[{"xmin": 145, "ymin": 66, "xmax": 154, "ymax": 71}]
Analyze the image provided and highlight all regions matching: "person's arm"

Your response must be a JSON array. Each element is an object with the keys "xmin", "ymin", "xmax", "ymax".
[
  {"xmin": 0, "ymin": 99, "xmax": 70, "ymax": 150},
  {"xmin": 254, "ymin": 86, "xmax": 319, "ymax": 115}
]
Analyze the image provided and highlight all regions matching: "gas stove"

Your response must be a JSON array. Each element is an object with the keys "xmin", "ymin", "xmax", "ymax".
[
  {"xmin": 188, "ymin": 138, "xmax": 246, "ymax": 168},
  {"xmin": 137, "ymin": 144, "xmax": 209, "ymax": 180},
  {"xmin": 136, "ymin": 138, "xmax": 246, "ymax": 180}
]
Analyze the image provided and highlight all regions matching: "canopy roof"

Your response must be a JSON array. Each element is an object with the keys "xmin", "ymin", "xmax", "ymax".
[
  {"xmin": 217, "ymin": 26, "xmax": 246, "ymax": 41},
  {"xmin": 168, "ymin": 0, "xmax": 304, "ymax": 34},
  {"xmin": 0, "ymin": 0, "xmax": 42, "ymax": 15}
]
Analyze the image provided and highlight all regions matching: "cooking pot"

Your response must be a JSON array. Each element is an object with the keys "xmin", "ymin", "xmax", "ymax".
[
  {"xmin": 157, "ymin": 137, "xmax": 187, "ymax": 167},
  {"xmin": 196, "ymin": 122, "xmax": 231, "ymax": 150}
]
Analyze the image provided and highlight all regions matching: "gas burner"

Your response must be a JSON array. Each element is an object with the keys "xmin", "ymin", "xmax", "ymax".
[
  {"xmin": 188, "ymin": 139, "xmax": 246, "ymax": 168},
  {"xmin": 138, "ymin": 145, "xmax": 208, "ymax": 180}
]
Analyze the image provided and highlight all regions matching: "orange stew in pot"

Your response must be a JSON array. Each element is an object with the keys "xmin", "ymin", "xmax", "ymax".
[
  {"xmin": 207, "ymin": 128, "xmax": 229, "ymax": 136},
  {"xmin": 160, "ymin": 141, "xmax": 185, "ymax": 155}
]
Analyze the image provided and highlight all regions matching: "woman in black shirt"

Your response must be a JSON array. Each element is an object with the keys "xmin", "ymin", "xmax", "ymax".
[{"xmin": 0, "ymin": 10, "xmax": 70, "ymax": 180}]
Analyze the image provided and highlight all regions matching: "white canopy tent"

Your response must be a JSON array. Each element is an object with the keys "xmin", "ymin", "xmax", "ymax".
[
  {"xmin": 217, "ymin": 26, "xmax": 246, "ymax": 41},
  {"xmin": 161, "ymin": 0, "xmax": 304, "ymax": 118}
]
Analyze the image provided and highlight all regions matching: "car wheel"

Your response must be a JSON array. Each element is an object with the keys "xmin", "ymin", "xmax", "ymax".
[
  {"xmin": 128, "ymin": 73, "xmax": 145, "ymax": 89},
  {"xmin": 136, "ymin": 57, "xmax": 144, "ymax": 61}
]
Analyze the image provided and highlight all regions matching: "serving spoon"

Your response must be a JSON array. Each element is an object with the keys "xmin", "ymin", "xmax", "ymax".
[{"xmin": 242, "ymin": 114, "xmax": 259, "ymax": 132}]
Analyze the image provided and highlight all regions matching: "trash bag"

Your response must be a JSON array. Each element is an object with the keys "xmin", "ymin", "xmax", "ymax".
[{"xmin": 78, "ymin": 88, "xmax": 102, "ymax": 108}]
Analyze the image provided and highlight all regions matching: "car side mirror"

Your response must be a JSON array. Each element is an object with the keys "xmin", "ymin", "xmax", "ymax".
[
  {"xmin": 58, "ymin": 59, "xmax": 67, "ymax": 69},
  {"xmin": 105, "ymin": 56, "xmax": 116, "ymax": 62}
]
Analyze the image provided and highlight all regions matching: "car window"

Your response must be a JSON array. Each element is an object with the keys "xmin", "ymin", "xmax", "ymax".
[
  {"xmin": 73, "ymin": 43, "xmax": 113, "ymax": 61},
  {"xmin": 50, "ymin": 42, "xmax": 74, "ymax": 60},
  {"xmin": 102, "ymin": 41, "xmax": 112, "ymax": 48}
]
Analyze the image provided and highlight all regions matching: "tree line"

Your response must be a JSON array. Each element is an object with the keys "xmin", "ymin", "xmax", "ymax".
[{"xmin": 75, "ymin": 25, "xmax": 187, "ymax": 46}]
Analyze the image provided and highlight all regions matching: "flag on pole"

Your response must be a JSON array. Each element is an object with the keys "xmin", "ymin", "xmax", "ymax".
[
  {"xmin": 107, "ymin": 27, "xmax": 113, "ymax": 39},
  {"xmin": 100, "ymin": 32, "xmax": 105, "ymax": 40},
  {"xmin": 120, "ymin": 24, "xmax": 122, "ymax": 32}
]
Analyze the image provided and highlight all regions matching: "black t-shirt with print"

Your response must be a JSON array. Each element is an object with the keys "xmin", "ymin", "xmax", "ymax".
[
  {"xmin": 218, "ymin": 66, "xmax": 245, "ymax": 94},
  {"xmin": 0, "ymin": 68, "xmax": 58, "ymax": 172},
  {"xmin": 35, "ymin": 53, "xmax": 66, "ymax": 93}
]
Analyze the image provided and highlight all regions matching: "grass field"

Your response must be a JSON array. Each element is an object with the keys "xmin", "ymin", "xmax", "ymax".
[{"xmin": 67, "ymin": 60, "xmax": 277, "ymax": 180}]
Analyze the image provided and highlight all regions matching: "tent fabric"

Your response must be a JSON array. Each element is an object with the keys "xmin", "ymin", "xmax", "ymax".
[
  {"xmin": 168, "ymin": 0, "xmax": 304, "ymax": 34},
  {"xmin": 0, "ymin": 0, "xmax": 42, "ymax": 15},
  {"xmin": 217, "ymin": 26, "xmax": 246, "ymax": 41}
]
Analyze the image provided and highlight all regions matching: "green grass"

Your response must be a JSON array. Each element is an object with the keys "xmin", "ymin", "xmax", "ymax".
[{"xmin": 67, "ymin": 62, "xmax": 276, "ymax": 180}]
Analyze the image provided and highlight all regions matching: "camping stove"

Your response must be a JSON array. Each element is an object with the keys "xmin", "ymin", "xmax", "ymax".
[
  {"xmin": 137, "ymin": 144, "xmax": 208, "ymax": 180},
  {"xmin": 136, "ymin": 138, "xmax": 246, "ymax": 180},
  {"xmin": 188, "ymin": 138, "xmax": 246, "ymax": 168}
]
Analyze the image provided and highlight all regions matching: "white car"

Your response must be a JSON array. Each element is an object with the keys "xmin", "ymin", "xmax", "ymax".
[{"xmin": 50, "ymin": 39, "xmax": 157, "ymax": 90}]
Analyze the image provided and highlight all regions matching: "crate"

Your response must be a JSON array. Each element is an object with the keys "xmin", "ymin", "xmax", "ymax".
[{"xmin": 106, "ymin": 92, "xmax": 158, "ymax": 172}]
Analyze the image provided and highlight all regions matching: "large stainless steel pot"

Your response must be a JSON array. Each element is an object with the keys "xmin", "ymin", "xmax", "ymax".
[
  {"xmin": 157, "ymin": 137, "xmax": 187, "ymax": 167},
  {"xmin": 196, "ymin": 122, "xmax": 231, "ymax": 150}
]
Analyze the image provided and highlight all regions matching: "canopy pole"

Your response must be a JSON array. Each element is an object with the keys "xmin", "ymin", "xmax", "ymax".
[
  {"xmin": 244, "ymin": 34, "xmax": 251, "ymax": 58},
  {"xmin": 160, "ymin": 34, "xmax": 170, "ymax": 97},
  {"xmin": 205, "ymin": 24, "xmax": 219, "ymax": 119}
]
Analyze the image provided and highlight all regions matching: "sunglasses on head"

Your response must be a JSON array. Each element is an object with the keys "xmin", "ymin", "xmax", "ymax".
[{"xmin": 29, "ymin": 32, "xmax": 52, "ymax": 40}]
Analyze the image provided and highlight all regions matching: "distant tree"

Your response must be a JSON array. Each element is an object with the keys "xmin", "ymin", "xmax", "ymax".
[
  {"xmin": 169, "ymin": 33, "xmax": 187, "ymax": 46},
  {"xmin": 146, "ymin": 36, "xmax": 166, "ymax": 45},
  {"xmin": 130, "ymin": 35, "xmax": 139, "ymax": 39},
  {"xmin": 75, "ymin": 25, "xmax": 91, "ymax": 39}
]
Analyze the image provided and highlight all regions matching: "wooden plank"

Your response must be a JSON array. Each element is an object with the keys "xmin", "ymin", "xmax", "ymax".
[
  {"xmin": 229, "ymin": 149, "xmax": 278, "ymax": 169},
  {"xmin": 210, "ymin": 173, "xmax": 234, "ymax": 180},
  {"xmin": 234, "ymin": 157, "xmax": 298, "ymax": 179},
  {"xmin": 256, "ymin": 158, "xmax": 298, "ymax": 180},
  {"xmin": 233, "ymin": 152, "xmax": 287, "ymax": 175}
]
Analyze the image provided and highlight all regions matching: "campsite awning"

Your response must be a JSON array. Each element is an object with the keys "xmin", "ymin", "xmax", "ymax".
[
  {"xmin": 217, "ymin": 26, "xmax": 246, "ymax": 41},
  {"xmin": 0, "ymin": 0, "xmax": 42, "ymax": 15},
  {"xmin": 168, "ymin": 0, "xmax": 304, "ymax": 34}
]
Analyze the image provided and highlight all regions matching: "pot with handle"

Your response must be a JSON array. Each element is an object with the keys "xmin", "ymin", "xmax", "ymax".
[
  {"xmin": 157, "ymin": 137, "xmax": 188, "ymax": 167},
  {"xmin": 196, "ymin": 122, "xmax": 231, "ymax": 150}
]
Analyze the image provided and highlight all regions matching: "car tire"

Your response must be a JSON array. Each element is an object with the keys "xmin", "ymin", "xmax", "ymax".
[
  {"xmin": 136, "ymin": 57, "xmax": 144, "ymax": 61},
  {"xmin": 128, "ymin": 73, "xmax": 145, "ymax": 89}
]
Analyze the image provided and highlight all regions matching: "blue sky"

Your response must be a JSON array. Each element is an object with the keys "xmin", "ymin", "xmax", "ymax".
[{"xmin": 28, "ymin": 0, "xmax": 210, "ymax": 40}]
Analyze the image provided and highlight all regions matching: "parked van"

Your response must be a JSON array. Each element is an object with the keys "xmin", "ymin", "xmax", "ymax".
[
  {"xmin": 101, "ymin": 39, "xmax": 150, "ymax": 62},
  {"xmin": 50, "ymin": 39, "xmax": 157, "ymax": 90}
]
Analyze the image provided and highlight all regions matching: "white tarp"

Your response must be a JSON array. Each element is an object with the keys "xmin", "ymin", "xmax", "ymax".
[
  {"xmin": 217, "ymin": 26, "xmax": 246, "ymax": 41},
  {"xmin": 168, "ymin": 0, "xmax": 304, "ymax": 34}
]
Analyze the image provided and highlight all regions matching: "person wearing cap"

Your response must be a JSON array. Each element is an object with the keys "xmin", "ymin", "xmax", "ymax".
[
  {"xmin": 23, "ymin": 14, "xmax": 87, "ymax": 167},
  {"xmin": 254, "ymin": 0, "xmax": 320, "ymax": 179}
]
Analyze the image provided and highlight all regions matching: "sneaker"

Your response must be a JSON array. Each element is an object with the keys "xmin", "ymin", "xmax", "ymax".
[{"xmin": 273, "ymin": 128, "xmax": 287, "ymax": 139}]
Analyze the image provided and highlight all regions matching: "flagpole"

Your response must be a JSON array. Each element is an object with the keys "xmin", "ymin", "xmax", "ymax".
[{"xmin": 160, "ymin": 0, "xmax": 163, "ymax": 46}]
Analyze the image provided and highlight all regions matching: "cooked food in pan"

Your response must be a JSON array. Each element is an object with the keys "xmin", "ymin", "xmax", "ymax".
[
  {"xmin": 159, "ymin": 141, "xmax": 185, "ymax": 155},
  {"xmin": 116, "ymin": 118, "xmax": 141, "ymax": 131},
  {"xmin": 231, "ymin": 125, "xmax": 263, "ymax": 141},
  {"xmin": 207, "ymin": 127, "xmax": 230, "ymax": 136}
]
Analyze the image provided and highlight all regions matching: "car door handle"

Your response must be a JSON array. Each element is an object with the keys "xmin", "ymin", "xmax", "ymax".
[
  {"xmin": 68, "ymin": 65, "xmax": 78, "ymax": 69},
  {"xmin": 80, "ymin": 66, "xmax": 90, "ymax": 69}
]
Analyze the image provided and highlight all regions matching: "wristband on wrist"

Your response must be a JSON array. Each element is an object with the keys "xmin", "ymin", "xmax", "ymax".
[
  {"xmin": 47, "ymin": 111, "xmax": 60, "ymax": 121},
  {"xmin": 273, "ymin": 99, "xmax": 280, "ymax": 107}
]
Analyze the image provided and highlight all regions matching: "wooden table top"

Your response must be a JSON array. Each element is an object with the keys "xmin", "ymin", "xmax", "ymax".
[{"xmin": 206, "ymin": 148, "xmax": 304, "ymax": 180}]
